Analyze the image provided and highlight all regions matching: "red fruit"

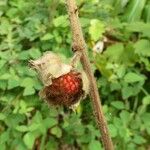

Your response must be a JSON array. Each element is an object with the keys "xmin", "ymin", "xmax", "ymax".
[{"xmin": 42, "ymin": 71, "xmax": 83, "ymax": 106}]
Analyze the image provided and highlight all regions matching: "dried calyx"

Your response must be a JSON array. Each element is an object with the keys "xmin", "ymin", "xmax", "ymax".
[{"xmin": 29, "ymin": 52, "xmax": 89, "ymax": 108}]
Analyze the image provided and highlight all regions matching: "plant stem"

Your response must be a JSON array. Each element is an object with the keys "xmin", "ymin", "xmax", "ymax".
[
  {"xmin": 66, "ymin": 0, "xmax": 114, "ymax": 150},
  {"xmin": 141, "ymin": 87, "xmax": 149, "ymax": 96}
]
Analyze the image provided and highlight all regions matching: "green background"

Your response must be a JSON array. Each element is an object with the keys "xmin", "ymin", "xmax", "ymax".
[{"xmin": 0, "ymin": 0, "xmax": 150, "ymax": 149}]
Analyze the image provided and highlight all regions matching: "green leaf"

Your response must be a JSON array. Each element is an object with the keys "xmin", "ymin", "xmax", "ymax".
[
  {"xmin": 0, "ymin": 113, "xmax": 6, "ymax": 120},
  {"xmin": 118, "ymin": 127, "xmax": 131, "ymax": 141},
  {"xmin": 18, "ymin": 51, "xmax": 29, "ymax": 60},
  {"xmin": 104, "ymin": 43, "xmax": 124, "ymax": 62},
  {"xmin": 133, "ymin": 135, "xmax": 146, "ymax": 144},
  {"xmin": 123, "ymin": 0, "xmax": 146, "ymax": 22},
  {"xmin": 89, "ymin": 19, "xmax": 105, "ymax": 41},
  {"xmin": 0, "ymin": 130, "xmax": 9, "ymax": 144},
  {"xmin": 143, "ymin": 96, "xmax": 150, "ymax": 105},
  {"xmin": 124, "ymin": 72, "xmax": 146, "ymax": 83},
  {"xmin": 8, "ymin": 78, "xmax": 20, "ymax": 89},
  {"xmin": 23, "ymin": 132, "xmax": 36, "ymax": 149},
  {"xmin": 0, "ymin": 73, "xmax": 11, "ymax": 80},
  {"xmin": 5, "ymin": 114, "xmax": 25, "ymax": 128},
  {"xmin": 88, "ymin": 140, "xmax": 102, "ymax": 150},
  {"xmin": 126, "ymin": 22, "xmax": 150, "ymax": 38},
  {"xmin": 144, "ymin": 4, "xmax": 150, "ymax": 22},
  {"xmin": 43, "ymin": 118, "xmax": 58, "ymax": 128},
  {"xmin": 28, "ymin": 123, "xmax": 40, "ymax": 131},
  {"xmin": 23, "ymin": 86, "xmax": 35, "ymax": 96},
  {"xmin": 0, "ymin": 60, "xmax": 6, "ymax": 69},
  {"xmin": 53, "ymin": 15, "xmax": 69, "ymax": 27},
  {"xmin": 0, "ymin": 80, "xmax": 7, "ymax": 90},
  {"xmin": 134, "ymin": 39, "xmax": 150, "ymax": 57},
  {"xmin": 122, "ymin": 82, "xmax": 143, "ymax": 99},
  {"xmin": 116, "ymin": 65, "xmax": 126, "ymax": 78},
  {"xmin": 0, "ymin": 143, "xmax": 5, "ymax": 150},
  {"xmin": 122, "ymin": 85, "xmax": 134, "ymax": 99},
  {"xmin": 95, "ymin": 55, "xmax": 112, "ymax": 78},
  {"xmin": 15, "ymin": 125, "xmax": 28, "ymax": 132},
  {"xmin": 21, "ymin": 78, "xmax": 35, "ymax": 88},
  {"xmin": 108, "ymin": 124, "xmax": 118, "ymax": 137},
  {"xmin": 120, "ymin": 110, "xmax": 131, "ymax": 125},
  {"xmin": 130, "ymin": 115, "xmax": 141, "ymax": 130},
  {"xmin": 32, "ymin": 111, "xmax": 43, "ymax": 123},
  {"xmin": 45, "ymin": 138, "xmax": 58, "ymax": 150},
  {"xmin": 41, "ymin": 33, "xmax": 53, "ymax": 41},
  {"xmin": 0, "ymin": 18, "xmax": 11, "ymax": 35},
  {"xmin": 29, "ymin": 48, "xmax": 41, "ymax": 59},
  {"xmin": 110, "ymin": 82, "xmax": 121, "ymax": 91},
  {"xmin": 51, "ymin": 126, "xmax": 62, "ymax": 138},
  {"xmin": 141, "ymin": 113, "xmax": 150, "ymax": 125},
  {"xmin": 111, "ymin": 101, "xmax": 125, "ymax": 109},
  {"xmin": 80, "ymin": 17, "xmax": 90, "ymax": 27},
  {"xmin": 49, "ymin": 107, "xmax": 59, "ymax": 117}
]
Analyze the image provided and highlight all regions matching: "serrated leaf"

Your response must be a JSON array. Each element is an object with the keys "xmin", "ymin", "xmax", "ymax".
[
  {"xmin": 28, "ymin": 123, "xmax": 40, "ymax": 131},
  {"xmin": 23, "ymin": 86, "xmax": 35, "ymax": 96},
  {"xmin": 0, "ymin": 130, "xmax": 9, "ymax": 144},
  {"xmin": 108, "ymin": 124, "xmax": 118, "ymax": 137},
  {"xmin": 18, "ymin": 51, "xmax": 29, "ymax": 60},
  {"xmin": 29, "ymin": 48, "xmax": 41, "ymax": 59},
  {"xmin": 120, "ymin": 110, "xmax": 131, "ymax": 125},
  {"xmin": 110, "ymin": 82, "xmax": 121, "ymax": 91},
  {"xmin": 51, "ymin": 126, "xmax": 62, "ymax": 138},
  {"xmin": 8, "ymin": 78, "xmax": 20, "ymax": 89},
  {"xmin": 21, "ymin": 78, "xmax": 35, "ymax": 87},
  {"xmin": 116, "ymin": 65, "xmax": 126, "ymax": 78},
  {"xmin": 0, "ymin": 80, "xmax": 7, "ymax": 90},
  {"xmin": 141, "ymin": 113, "xmax": 150, "ymax": 125},
  {"xmin": 23, "ymin": 132, "xmax": 36, "ymax": 149},
  {"xmin": 95, "ymin": 54, "xmax": 112, "ymax": 78},
  {"xmin": 0, "ymin": 18, "xmax": 11, "ymax": 35},
  {"xmin": 0, "ymin": 73, "xmax": 11, "ymax": 80},
  {"xmin": 80, "ymin": 17, "xmax": 90, "ymax": 27},
  {"xmin": 124, "ymin": 72, "xmax": 146, "ymax": 83},
  {"xmin": 122, "ymin": 85, "xmax": 134, "ymax": 99},
  {"xmin": 89, "ymin": 19, "xmax": 105, "ymax": 41},
  {"xmin": 41, "ymin": 33, "xmax": 53, "ymax": 41},
  {"xmin": 134, "ymin": 39, "xmax": 150, "ymax": 57},
  {"xmin": 0, "ymin": 60, "xmax": 6, "ymax": 69},
  {"xmin": 126, "ymin": 22, "xmax": 150, "ymax": 38},
  {"xmin": 43, "ymin": 118, "xmax": 58, "ymax": 128},
  {"xmin": 104, "ymin": 43, "xmax": 124, "ymax": 62},
  {"xmin": 143, "ymin": 96, "xmax": 150, "ymax": 105},
  {"xmin": 53, "ymin": 15, "xmax": 69, "ymax": 27},
  {"xmin": 111, "ymin": 101, "xmax": 125, "ymax": 109},
  {"xmin": 15, "ymin": 125, "xmax": 28, "ymax": 132},
  {"xmin": 0, "ymin": 113, "xmax": 6, "ymax": 120},
  {"xmin": 88, "ymin": 140, "xmax": 102, "ymax": 150},
  {"xmin": 133, "ymin": 135, "xmax": 146, "ymax": 144}
]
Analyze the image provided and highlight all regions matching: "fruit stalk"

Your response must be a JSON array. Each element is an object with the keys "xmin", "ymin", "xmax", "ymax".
[{"xmin": 66, "ymin": 0, "xmax": 114, "ymax": 150}]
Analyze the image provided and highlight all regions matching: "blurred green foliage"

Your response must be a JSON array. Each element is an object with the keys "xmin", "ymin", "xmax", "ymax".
[{"xmin": 0, "ymin": 0, "xmax": 150, "ymax": 150}]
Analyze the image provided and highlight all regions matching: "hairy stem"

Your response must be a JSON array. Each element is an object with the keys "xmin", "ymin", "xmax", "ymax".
[{"xmin": 66, "ymin": 0, "xmax": 114, "ymax": 150}]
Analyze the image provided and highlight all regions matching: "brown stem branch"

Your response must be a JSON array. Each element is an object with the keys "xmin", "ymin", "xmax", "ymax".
[{"xmin": 66, "ymin": 0, "xmax": 114, "ymax": 150}]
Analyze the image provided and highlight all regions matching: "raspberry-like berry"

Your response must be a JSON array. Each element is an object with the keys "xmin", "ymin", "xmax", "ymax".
[
  {"xmin": 43, "ymin": 71, "xmax": 83, "ymax": 106},
  {"xmin": 59, "ymin": 72, "xmax": 80, "ymax": 94}
]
